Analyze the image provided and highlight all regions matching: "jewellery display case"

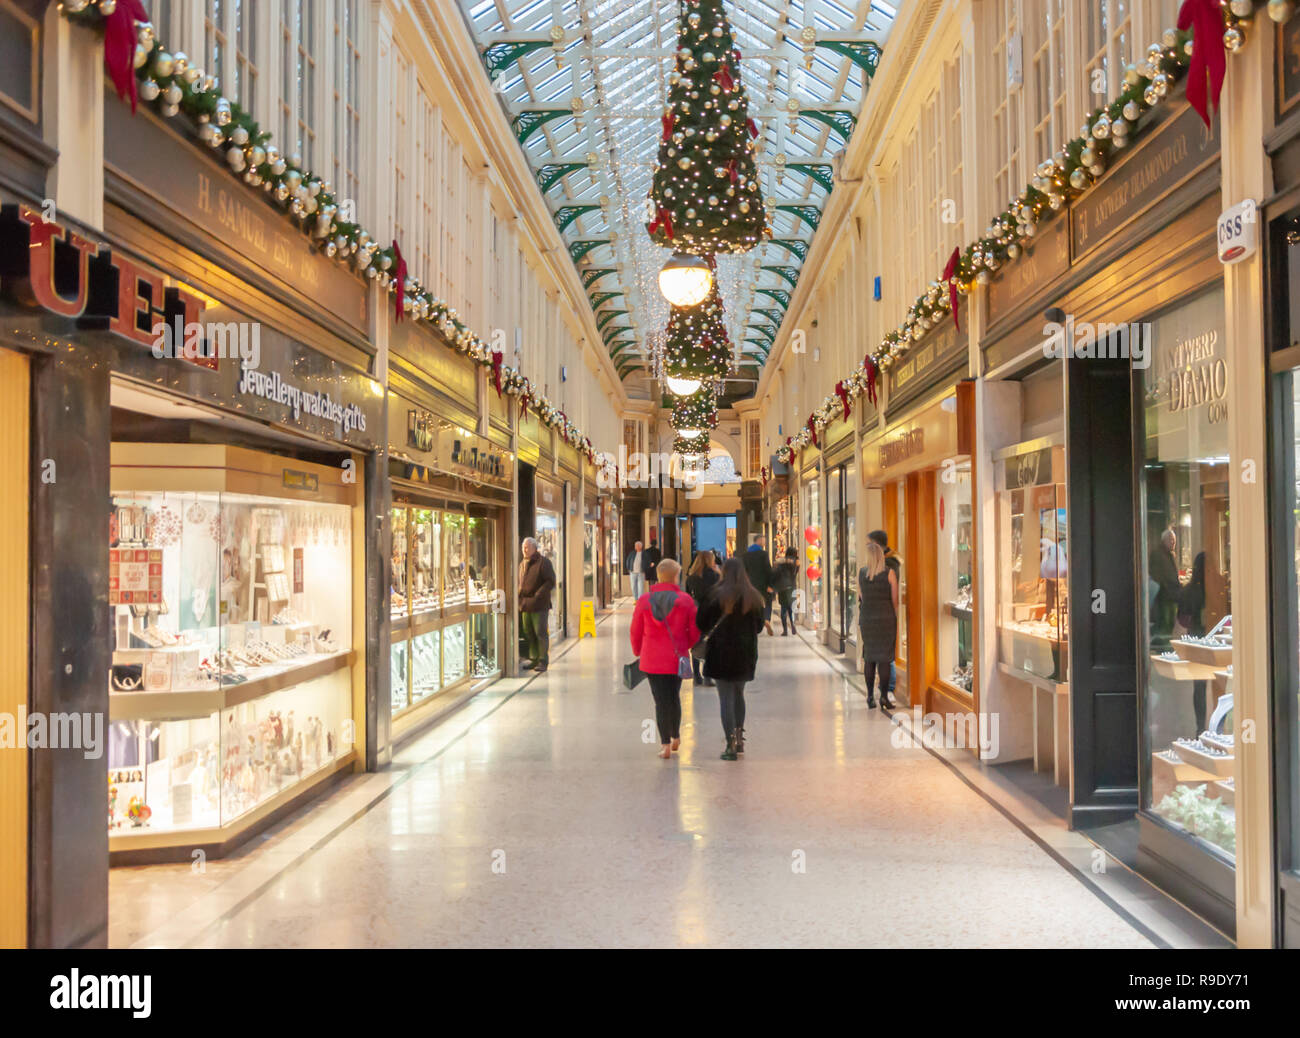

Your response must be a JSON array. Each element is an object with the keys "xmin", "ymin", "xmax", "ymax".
[
  {"xmin": 536, "ymin": 505, "xmax": 564, "ymax": 639},
  {"xmin": 108, "ymin": 444, "xmax": 358, "ymax": 857},
  {"xmin": 995, "ymin": 441, "xmax": 1069, "ymax": 687},
  {"xmin": 390, "ymin": 500, "xmax": 502, "ymax": 717},
  {"xmin": 937, "ymin": 462, "xmax": 974, "ymax": 693}
]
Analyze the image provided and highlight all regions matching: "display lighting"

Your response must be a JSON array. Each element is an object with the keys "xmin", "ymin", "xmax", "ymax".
[{"xmin": 658, "ymin": 253, "xmax": 714, "ymax": 307}]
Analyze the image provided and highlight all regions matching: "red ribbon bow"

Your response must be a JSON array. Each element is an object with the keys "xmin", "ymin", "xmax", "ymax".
[
  {"xmin": 727, "ymin": 158, "xmax": 738, "ymax": 184},
  {"xmin": 1178, "ymin": 0, "xmax": 1227, "ymax": 129},
  {"xmin": 862, "ymin": 355, "xmax": 878, "ymax": 406},
  {"xmin": 648, "ymin": 206, "xmax": 674, "ymax": 240},
  {"xmin": 835, "ymin": 380, "xmax": 850, "ymax": 420},
  {"xmin": 942, "ymin": 246, "xmax": 961, "ymax": 333},
  {"xmin": 746, "ymin": 118, "xmax": 759, "ymax": 139},
  {"xmin": 491, "ymin": 350, "xmax": 504, "ymax": 397},
  {"xmin": 807, "ymin": 416, "xmax": 818, "ymax": 448},
  {"xmin": 713, "ymin": 66, "xmax": 734, "ymax": 92},
  {"xmin": 391, "ymin": 241, "xmax": 408, "ymax": 324},
  {"xmin": 105, "ymin": 0, "xmax": 149, "ymax": 113},
  {"xmin": 661, "ymin": 112, "xmax": 675, "ymax": 141}
]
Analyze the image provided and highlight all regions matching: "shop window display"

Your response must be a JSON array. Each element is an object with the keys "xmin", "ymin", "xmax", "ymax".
[
  {"xmin": 108, "ymin": 476, "xmax": 352, "ymax": 836},
  {"xmin": 413, "ymin": 509, "xmax": 441, "ymax": 615},
  {"xmin": 536, "ymin": 507, "xmax": 564, "ymax": 638},
  {"xmin": 996, "ymin": 444, "xmax": 1068, "ymax": 683},
  {"xmin": 845, "ymin": 464, "xmax": 857, "ymax": 639},
  {"xmin": 1138, "ymin": 290, "xmax": 1235, "ymax": 862},
  {"xmin": 411, "ymin": 629, "xmax": 441, "ymax": 701},
  {"xmin": 583, "ymin": 521, "xmax": 597, "ymax": 599},
  {"xmin": 772, "ymin": 497, "xmax": 790, "ymax": 560},
  {"xmin": 937, "ymin": 464, "xmax": 974, "ymax": 692},
  {"xmin": 467, "ymin": 514, "xmax": 500, "ymax": 677},
  {"xmin": 894, "ymin": 482, "xmax": 907, "ymax": 665},
  {"xmin": 444, "ymin": 511, "xmax": 467, "ymax": 610},
  {"xmin": 390, "ymin": 506, "xmax": 408, "ymax": 621},
  {"xmin": 829, "ymin": 473, "xmax": 843, "ymax": 635}
]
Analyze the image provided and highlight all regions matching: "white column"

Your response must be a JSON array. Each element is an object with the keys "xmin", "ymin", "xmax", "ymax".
[{"xmin": 42, "ymin": 8, "xmax": 103, "ymax": 230}]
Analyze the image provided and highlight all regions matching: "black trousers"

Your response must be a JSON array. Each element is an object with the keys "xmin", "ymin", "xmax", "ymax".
[
  {"xmin": 863, "ymin": 659, "xmax": 891, "ymax": 700},
  {"xmin": 778, "ymin": 591, "xmax": 794, "ymax": 631},
  {"xmin": 647, "ymin": 673, "xmax": 683, "ymax": 744},
  {"xmin": 715, "ymin": 679, "xmax": 747, "ymax": 735}
]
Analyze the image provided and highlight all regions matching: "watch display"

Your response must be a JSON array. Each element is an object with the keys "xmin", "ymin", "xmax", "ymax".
[
  {"xmin": 107, "ymin": 474, "xmax": 354, "ymax": 839},
  {"xmin": 995, "ymin": 444, "xmax": 1069, "ymax": 683}
]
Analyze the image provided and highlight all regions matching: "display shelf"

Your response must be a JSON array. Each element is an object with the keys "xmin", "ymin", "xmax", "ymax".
[
  {"xmin": 1172, "ymin": 639, "xmax": 1233, "ymax": 668},
  {"xmin": 109, "ymin": 750, "xmax": 357, "ymax": 863},
  {"xmin": 997, "ymin": 659, "xmax": 1068, "ymax": 696},
  {"xmin": 1149, "ymin": 654, "xmax": 1217, "ymax": 682},
  {"xmin": 109, "ymin": 650, "xmax": 355, "ymax": 721}
]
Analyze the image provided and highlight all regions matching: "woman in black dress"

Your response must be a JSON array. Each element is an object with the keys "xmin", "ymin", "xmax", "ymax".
[{"xmin": 857, "ymin": 541, "xmax": 899, "ymax": 709}]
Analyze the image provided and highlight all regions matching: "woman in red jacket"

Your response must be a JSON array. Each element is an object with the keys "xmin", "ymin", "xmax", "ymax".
[{"xmin": 629, "ymin": 558, "xmax": 700, "ymax": 759}]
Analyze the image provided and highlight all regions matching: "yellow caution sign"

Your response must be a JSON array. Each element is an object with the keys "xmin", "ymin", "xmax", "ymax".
[{"xmin": 579, "ymin": 600, "xmax": 597, "ymax": 639}]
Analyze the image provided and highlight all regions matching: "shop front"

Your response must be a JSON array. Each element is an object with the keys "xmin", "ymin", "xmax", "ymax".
[
  {"xmin": 601, "ymin": 494, "xmax": 621, "ymax": 605},
  {"xmin": 821, "ymin": 417, "xmax": 857, "ymax": 655},
  {"xmin": 1264, "ymin": 31, "xmax": 1300, "ymax": 946},
  {"xmin": 0, "ymin": 165, "xmax": 384, "ymax": 872},
  {"xmin": 535, "ymin": 474, "xmax": 567, "ymax": 640},
  {"xmin": 862, "ymin": 371, "xmax": 976, "ymax": 717},
  {"xmin": 981, "ymin": 99, "xmax": 1239, "ymax": 934},
  {"xmin": 583, "ymin": 484, "xmax": 599, "ymax": 608},
  {"xmin": 388, "ymin": 388, "xmax": 510, "ymax": 738},
  {"xmin": 798, "ymin": 460, "xmax": 824, "ymax": 631}
]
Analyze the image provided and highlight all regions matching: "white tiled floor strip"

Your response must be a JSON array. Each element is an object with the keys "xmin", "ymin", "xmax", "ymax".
[{"xmin": 112, "ymin": 604, "xmax": 1219, "ymax": 948}]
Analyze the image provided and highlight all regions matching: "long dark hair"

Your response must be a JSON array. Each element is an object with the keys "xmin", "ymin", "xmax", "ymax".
[{"xmin": 714, "ymin": 557, "xmax": 764, "ymax": 615}]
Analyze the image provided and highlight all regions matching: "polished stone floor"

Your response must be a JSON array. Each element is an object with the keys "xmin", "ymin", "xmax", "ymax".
[{"xmin": 110, "ymin": 604, "xmax": 1212, "ymax": 949}]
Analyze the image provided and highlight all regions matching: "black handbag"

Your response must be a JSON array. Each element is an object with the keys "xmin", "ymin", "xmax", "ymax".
[
  {"xmin": 691, "ymin": 613, "xmax": 725, "ymax": 661},
  {"xmin": 622, "ymin": 659, "xmax": 646, "ymax": 690}
]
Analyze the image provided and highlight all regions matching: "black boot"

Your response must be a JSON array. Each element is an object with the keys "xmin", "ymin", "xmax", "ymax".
[
  {"xmin": 734, "ymin": 727, "xmax": 745, "ymax": 754},
  {"xmin": 866, "ymin": 692, "xmax": 876, "ymax": 708},
  {"xmin": 721, "ymin": 732, "xmax": 738, "ymax": 761},
  {"xmin": 879, "ymin": 692, "xmax": 895, "ymax": 710}
]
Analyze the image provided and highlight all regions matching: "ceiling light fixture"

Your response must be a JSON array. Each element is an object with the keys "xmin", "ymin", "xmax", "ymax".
[
  {"xmin": 665, "ymin": 375, "xmax": 703, "ymax": 395},
  {"xmin": 658, "ymin": 253, "xmax": 713, "ymax": 307}
]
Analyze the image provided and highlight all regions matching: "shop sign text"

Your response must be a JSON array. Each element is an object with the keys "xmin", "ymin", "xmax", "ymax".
[{"xmin": 879, "ymin": 429, "xmax": 925, "ymax": 470}]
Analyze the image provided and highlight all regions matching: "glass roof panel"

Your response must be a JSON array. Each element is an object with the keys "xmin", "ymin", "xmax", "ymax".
[{"xmin": 457, "ymin": 0, "xmax": 894, "ymax": 393}]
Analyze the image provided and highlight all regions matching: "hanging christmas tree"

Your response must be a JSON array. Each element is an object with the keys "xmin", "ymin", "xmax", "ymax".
[
  {"xmin": 669, "ymin": 384, "xmax": 718, "ymax": 432},
  {"xmin": 646, "ymin": 0, "xmax": 768, "ymax": 254},
  {"xmin": 663, "ymin": 281, "xmax": 733, "ymax": 382},
  {"xmin": 673, "ymin": 434, "xmax": 709, "ymax": 457}
]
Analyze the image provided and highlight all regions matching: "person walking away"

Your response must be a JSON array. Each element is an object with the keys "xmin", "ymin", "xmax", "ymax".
[
  {"xmin": 518, "ymin": 536, "xmax": 556, "ymax": 673},
  {"xmin": 868, "ymin": 530, "xmax": 902, "ymax": 701},
  {"xmin": 772, "ymin": 547, "xmax": 799, "ymax": 635},
  {"xmin": 685, "ymin": 550, "xmax": 720, "ymax": 686},
  {"xmin": 641, "ymin": 534, "xmax": 663, "ymax": 590},
  {"xmin": 629, "ymin": 559, "xmax": 699, "ymax": 759},
  {"xmin": 742, "ymin": 533, "xmax": 776, "ymax": 636},
  {"xmin": 626, "ymin": 540, "xmax": 646, "ymax": 601},
  {"xmin": 858, "ymin": 541, "xmax": 899, "ymax": 709},
  {"xmin": 696, "ymin": 558, "xmax": 765, "ymax": 760}
]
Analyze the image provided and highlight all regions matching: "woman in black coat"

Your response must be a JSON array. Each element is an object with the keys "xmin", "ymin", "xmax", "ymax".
[
  {"xmin": 857, "ymin": 541, "xmax": 899, "ymax": 710},
  {"xmin": 695, "ymin": 557, "xmax": 765, "ymax": 760},
  {"xmin": 685, "ymin": 550, "xmax": 720, "ymax": 686}
]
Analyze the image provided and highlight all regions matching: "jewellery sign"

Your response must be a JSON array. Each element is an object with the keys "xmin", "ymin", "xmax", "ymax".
[
  {"xmin": 0, "ymin": 204, "xmax": 216, "ymax": 369},
  {"xmin": 1071, "ymin": 104, "xmax": 1219, "ymax": 260}
]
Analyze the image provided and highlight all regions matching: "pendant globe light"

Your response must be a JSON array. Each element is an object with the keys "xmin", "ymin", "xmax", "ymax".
[
  {"xmin": 665, "ymin": 374, "xmax": 702, "ymax": 395},
  {"xmin": 677, "ymin": 427, "xmax": 705, "ymax": 439},
  {"xmin": 658, "ymin": 253, "xmax": 713, "ymax": 307}
]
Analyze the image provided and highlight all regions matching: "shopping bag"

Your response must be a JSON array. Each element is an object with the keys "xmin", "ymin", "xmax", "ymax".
[{"xmin": 622, "ymin": 660, "xmax": 646, "ymax": 690}]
